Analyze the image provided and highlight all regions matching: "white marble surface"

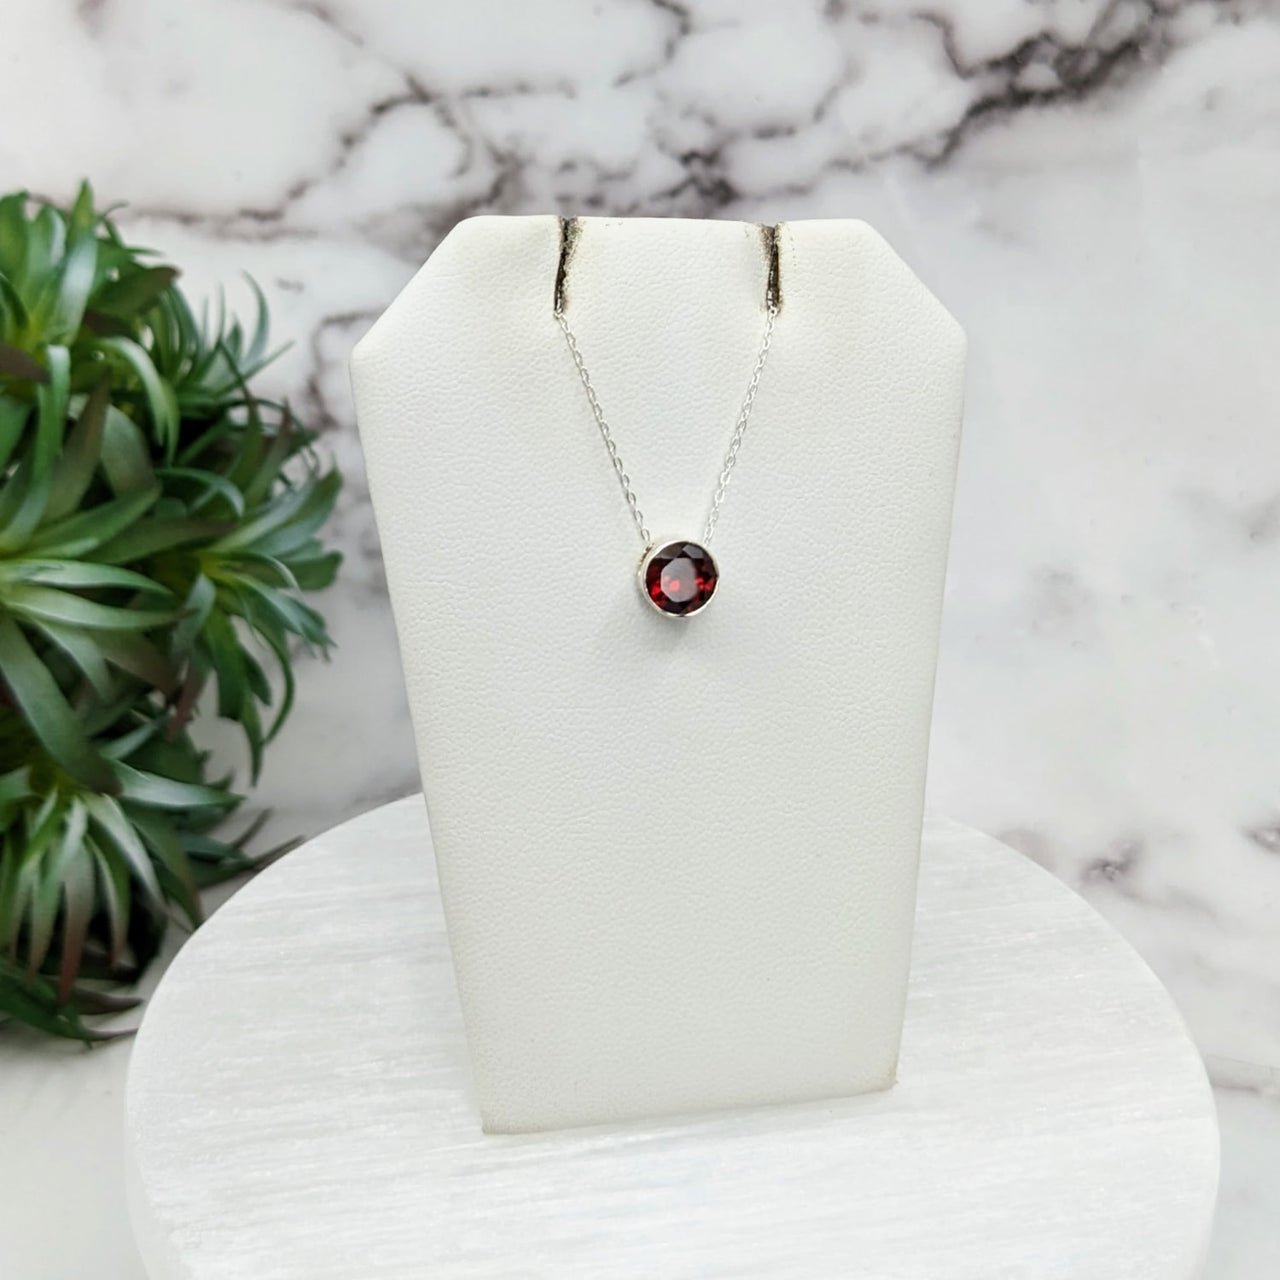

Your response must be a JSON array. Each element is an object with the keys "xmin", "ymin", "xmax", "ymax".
[
  {"xmin": 125, "ymin": 801, "xmax": 1218, "ymax": 1279},
  {"xmin": 1, "ymin": 0, "xmax": 1278, "ymax": 1275}
]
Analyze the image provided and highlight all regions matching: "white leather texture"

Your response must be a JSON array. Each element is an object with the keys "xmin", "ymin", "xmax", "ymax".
[{"xmin": 350, "ymin": 216, "xmax": 966, "ymax": 1133}]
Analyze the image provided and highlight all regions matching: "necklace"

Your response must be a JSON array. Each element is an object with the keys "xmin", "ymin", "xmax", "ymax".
[{"xmin": 554, "ymin": 288, "xmax": 778, "ymax": 618}]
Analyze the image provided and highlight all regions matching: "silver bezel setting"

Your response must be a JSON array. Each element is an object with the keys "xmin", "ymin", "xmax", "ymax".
[{"xmin": 637, "ymin": 537, "xmax": 719, "ymax": 618}]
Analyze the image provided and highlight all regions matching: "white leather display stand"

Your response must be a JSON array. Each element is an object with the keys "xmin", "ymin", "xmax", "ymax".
[
  {"xmin": 350, "ymin": 216, "xmax": 966, "ymax": 1132},
  {"xmin": 124, "ymin": 797, "xmax": 1219, "ymax": 1280}
]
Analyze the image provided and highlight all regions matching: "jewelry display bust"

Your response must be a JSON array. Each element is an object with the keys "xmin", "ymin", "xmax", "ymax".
[{"xmin": 350, "ymin": 216, "xmax": 966, "ymax": 1133}]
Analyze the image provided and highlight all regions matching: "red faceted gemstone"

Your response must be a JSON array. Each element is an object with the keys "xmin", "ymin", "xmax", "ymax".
[{"xmin": 640, "ymin": 540, "xmax": 719, "ymax": 616}]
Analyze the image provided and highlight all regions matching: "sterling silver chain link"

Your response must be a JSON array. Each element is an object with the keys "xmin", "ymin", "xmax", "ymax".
[{"xmin": 554, "ymin": 289, "xmax": 779, "ymax": 548}]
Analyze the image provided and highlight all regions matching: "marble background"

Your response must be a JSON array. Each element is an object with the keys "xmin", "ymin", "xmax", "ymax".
[{"xmin": 1, "ymin": 0, "xmax": 1278, "ymax": 1275}]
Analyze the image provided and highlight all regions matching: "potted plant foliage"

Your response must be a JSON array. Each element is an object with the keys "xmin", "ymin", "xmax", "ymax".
[{"xmin": 0, "ymin": 184, "xmax": 341, "ymax": 1040}]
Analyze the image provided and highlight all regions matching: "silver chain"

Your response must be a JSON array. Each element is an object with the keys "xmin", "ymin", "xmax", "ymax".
[{"xmin": 554, "ymin": 296, "xmax": 778, "ymax": 547}]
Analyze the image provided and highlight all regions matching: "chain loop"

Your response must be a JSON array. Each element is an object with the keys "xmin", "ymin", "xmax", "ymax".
[
  {"xmin": 554, "ymin": 307, "xmax": 652, "ymax": 545},
  {"xmin": 703, "ymin": 298, "xmax": 777, "ymax": 543},
  {"xmin": 554, "ymin": 297, "xmax": 778, "ymax": 548}
]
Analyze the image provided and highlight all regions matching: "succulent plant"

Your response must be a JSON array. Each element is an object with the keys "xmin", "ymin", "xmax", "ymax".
[{"xmin": 0, "ymin": 184, "xmax": 341, "ymax": 1040}]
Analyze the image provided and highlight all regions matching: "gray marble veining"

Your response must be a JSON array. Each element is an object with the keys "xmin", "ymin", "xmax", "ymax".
[{"xmin": 1, "ymin": 1, "xmax": 1278, "ymax": 1275}]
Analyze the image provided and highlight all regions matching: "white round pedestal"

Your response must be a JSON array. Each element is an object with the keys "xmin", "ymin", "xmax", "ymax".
[{"xmin": 125, "ymin": 798, "xmax": 1218, "ymax": 1279}]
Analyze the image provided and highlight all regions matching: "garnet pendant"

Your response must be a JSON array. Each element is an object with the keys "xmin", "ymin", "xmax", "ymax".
[{"xmin": 639, "ymin": 539, "xmax": 719, "ymax": 617}]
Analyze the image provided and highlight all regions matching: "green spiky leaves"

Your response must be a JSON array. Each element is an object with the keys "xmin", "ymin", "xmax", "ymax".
[{"xmin": 0, "ymin": 183, "xmax": 341, "ymax": 1040}]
